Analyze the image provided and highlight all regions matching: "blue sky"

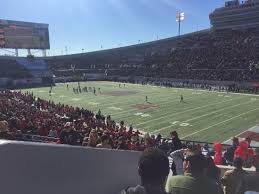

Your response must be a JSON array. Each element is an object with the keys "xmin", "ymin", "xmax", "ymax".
[{"xmin": 0, "ymin": 0, "xmax": 225, "ymax": 56}]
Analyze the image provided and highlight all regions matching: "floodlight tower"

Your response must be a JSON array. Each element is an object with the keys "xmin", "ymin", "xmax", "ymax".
[{"xmin": 176, "ymin": 11, "xmax": 185, "ymax": 36}]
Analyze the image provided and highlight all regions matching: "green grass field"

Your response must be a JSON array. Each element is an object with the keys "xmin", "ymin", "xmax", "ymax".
[{"xmin": 22, "ymin": 81, "xmax": 259, "ymax": 143}]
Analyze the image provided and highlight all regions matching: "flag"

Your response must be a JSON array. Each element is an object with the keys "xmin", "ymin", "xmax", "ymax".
[{"xmin": 176, "ymin": 12, "xmax": 185, "ymax": 22}]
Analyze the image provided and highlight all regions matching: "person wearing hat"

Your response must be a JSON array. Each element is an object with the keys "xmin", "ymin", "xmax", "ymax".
[{"xmin": 221, "ymin": 157, "xmax": 248, "ymax": 194}]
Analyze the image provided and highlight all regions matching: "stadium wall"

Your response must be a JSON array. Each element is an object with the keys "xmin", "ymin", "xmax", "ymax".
[{"xmin": 0, "ymin": 141, "xmax": 141, "ymax": 194}]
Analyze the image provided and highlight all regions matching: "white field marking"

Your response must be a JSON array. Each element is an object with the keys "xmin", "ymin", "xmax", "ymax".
[
  {"xmin": 152, "ymin": 100, "xmax": 254, "ymax": 133},
  {"xmin": 136, "ymin": 96, "xmax": 244, "ymax": 126},
  {"xmin": 192, "ymin": 92, "xmax": 202, "ymax": 95},
  {"xmin": 108, "ymin": 107, "xmax": 122, "ymax": 111},
  {"xmin": 170, "ymin": 121, "xmax": 180, "ymax": 125},
  {"xmin": 179, "ymin": 123, "xmax": 191, "ymax": 127},
  {"xmin": 38, "ymin": 90, "xmax": 45, "ymax": 93},
  {"xmin": 59, "ymin": 95, "xmax": 67, "ymax": 98},
  {"xmin": 81, "ymin": 89, "xmax": 175, "ymax": 108},
  {"xmin": 182, "ymin": 107, "xmax": 259, "ymax": 139},
  {"xmin": 101, "ymin": 93, "xmax": 170, "ymax": 108},
  {"xmin": 224, "ymin": 96, "xmax": 230, "ymax": 98},
  {"xmin": 112, "ymin": 91, "xmax": 216, "ymax": 116},
  {"xmin": 251, "ymin": 98, "xmax": 257, "ymax": 101},
  {"xmin": 71, "ymin": 98, "xmax": 82, "ymax": 101},
  {"xmin": 88, "ymin": 102, "xmax": 100, "ymax": 105},
  {"xmin": 222, "ymin": 125, "xmax": 259, "ymax": 144},
  {"xmin": 141, "ymin": 114, "xmax": 151, "ymax": 118},
  {"xmin": 110, "ymin": 94, "xmax": 204, "ymax": 117},
  {"xmin": 134, "ymin": 113, "xmax": 143, "ymax": 116},
  {"xmin": 175, "ymin": 87, "xmax": 259, "ymax": 97},
  {"xmin": 218, "ymin": 95, "xmax": 223, "ymax": 97}
]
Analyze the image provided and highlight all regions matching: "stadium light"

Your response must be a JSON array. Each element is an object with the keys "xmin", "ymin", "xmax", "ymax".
[{"xmin": 176, "ymin": 11, "xmax": 185, "ymax": 36}]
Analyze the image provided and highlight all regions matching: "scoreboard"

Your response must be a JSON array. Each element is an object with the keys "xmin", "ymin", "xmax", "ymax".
[{"xmin": 0, "ymin": 19, "xmax": 50, "ymax": 49}]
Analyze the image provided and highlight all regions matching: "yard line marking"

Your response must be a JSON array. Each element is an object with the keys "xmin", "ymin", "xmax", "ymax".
[
  {"xmin": 222, "ymin": 125, "xmax": 258, "ymax": 144},
  {"xmin": 181, "ymin": 107, "xmax": 259, "ymax": 139},
  {"xmin": 136, "ymin": 96, "xmax": 244, "ymax": 126},
  {"xmin": 71, "ymin": 98, "xmax": 82, "ymax": 101},
  {"xmin": 111, "ymin": 91, "xmax": 219, "ymax": 117},
  {"xmin": 110, "ymin": 95, "xmax": 200, "ymax": 117},
  {"xmin": 152, "ymin": 100, "xmax": 254, "ymax": 133},
  {"xmin": 174, "ymin": 87, "xmax": 259, "ymax": 97},
  {"xmin": 81, "ymin": 89, "xmax": 178, "ymax": 107},
  {"xmin": 108, "ymin": 107, "xmax": 123, "ymax": 111}
]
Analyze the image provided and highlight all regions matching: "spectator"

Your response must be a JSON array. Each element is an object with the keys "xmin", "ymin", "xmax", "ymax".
[
  {"xmin": 205, "ymin": 156, "xmax": 221, "ymax": 184},
  {"xmin": 221, "ymin": 157, "xmax": 248, "ymax": 194},
  {"xmin": 234, "ymin": 141, "xmax": 249, "ymax": 163},
  {"xmin": 234, "ymin": 140, "xmax": 254, "ymax": 168},
  {"xmin": 213, "ymin": 143, "xmax": 223, "ymax": 165},
  {"xmin": 87, "ymin": 129, "xmax": 99, "ymax": 147},
  {"xmin": 59, "ymin": 122, "xmax": 80, "ymax": 145},
  {"xmin": 48, "ymin": 128, "xmax": 58, "ymax": 138},
  {"xmin": 238, "ymin": 148, "xmax": 259, "ymax": 194},
  {"xmin": 0, "ymin": 120, "xmax": 15, "ymax": 140},
  {"xmin": 170, "ymin": 131, "xmax": 182, "ymax": 151},
  {"xmin": 121, "ymin": 148, "xmax": 169, "ymax": 194},
  {"xmin": 245, "ymin": 137, "xmax": 252, "ymax": 148},
  {"xmin": 224, "ymin": 137, "xmax": 239, "ymax": 165},
  {"xmin": 253, "ymin": 148, "xmax": 259, "ymax": 171},
  {"xmin": 96, "ymin": 134, "xmax": 112, "ymax": 149},
  {"xmin": 166, "ymin": 152, "xmax": 223, "ymax": 194},
  {"xmin": 169, "ymin": 147, "xmax": 194, "ymax": 175},
  {"xmin": 116, "ymin": 136, "xmax": 128, "ymax": 150},
  {"xmin": 155, "ymin": 133, "xmax": 162, "ymax": 146}
]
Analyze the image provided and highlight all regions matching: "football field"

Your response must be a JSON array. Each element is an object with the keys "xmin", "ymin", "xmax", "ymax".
[{"xmin": 23, "ymin": 81, "xmax": 259, "ymax": 143}]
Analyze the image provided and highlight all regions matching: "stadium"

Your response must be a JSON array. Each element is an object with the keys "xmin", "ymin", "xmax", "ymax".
[{"xmin": 0, "ymin": 0, "xmax": 259, "ymax": 194}]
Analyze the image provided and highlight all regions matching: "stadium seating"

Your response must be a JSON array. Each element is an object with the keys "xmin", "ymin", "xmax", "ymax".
[
  {"xmin": 16, "ymin": 57, "xmax": 52, "ymax": 77},
  {"xmin": 0, "ymin": 57, "xmax": 32, "ymax": 78},
  {"xmin": 45, "ymin": 27, "xmax": 259, "ymax": 83}
]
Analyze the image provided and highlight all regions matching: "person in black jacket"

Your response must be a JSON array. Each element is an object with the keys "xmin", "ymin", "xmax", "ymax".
[
  {"xmin": 59, "ymin": 122, "xmax": 81, "ymax": 145},
  {"xmin": 224, "ymin": 137, "xmax": 239, "ymax": 165},
  {"xmin": 170, "ymin": 131, "xmax": 182, "ymax": 151}
]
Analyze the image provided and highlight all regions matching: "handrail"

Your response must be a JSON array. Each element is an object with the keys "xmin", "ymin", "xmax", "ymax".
[{"xmin": 14, "ymin": 133, "xmax": 259, "ymax": 149}]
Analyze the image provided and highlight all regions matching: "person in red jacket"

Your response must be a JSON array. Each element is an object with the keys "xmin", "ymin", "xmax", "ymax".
[
  {"xmin": 234, "ymin": 140, "xmax": 252, "ymax": 167},
  {"xmin": 213, "ymin": 142, "xmax": 223, "ymax": 165}
]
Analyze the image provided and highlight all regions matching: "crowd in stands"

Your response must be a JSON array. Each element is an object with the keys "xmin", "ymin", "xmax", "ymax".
[
  {"xmin": 0, "ymin": 58, "xmax": 32, "ymax": 79},
  {"xmin": 0, "ymin": 90, "xmax": 259, "ymax": 193},
  {"xmin": 47, "ymin": 28, "xmax": 259, "ymax": 83},
  {"xmin": 0, "ymin": 90, "xmax": 158, "ymax": 151}
]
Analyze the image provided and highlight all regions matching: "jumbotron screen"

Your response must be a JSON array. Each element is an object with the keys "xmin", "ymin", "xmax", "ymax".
[{"xmin": 0, "ymin": 19, "xmax": 50, "ymax": 49}]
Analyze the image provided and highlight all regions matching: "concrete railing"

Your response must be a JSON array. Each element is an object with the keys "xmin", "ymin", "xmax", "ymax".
[{"xmin": 0, "ymin": 140, "xmax": 141, "ymax": 194}]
